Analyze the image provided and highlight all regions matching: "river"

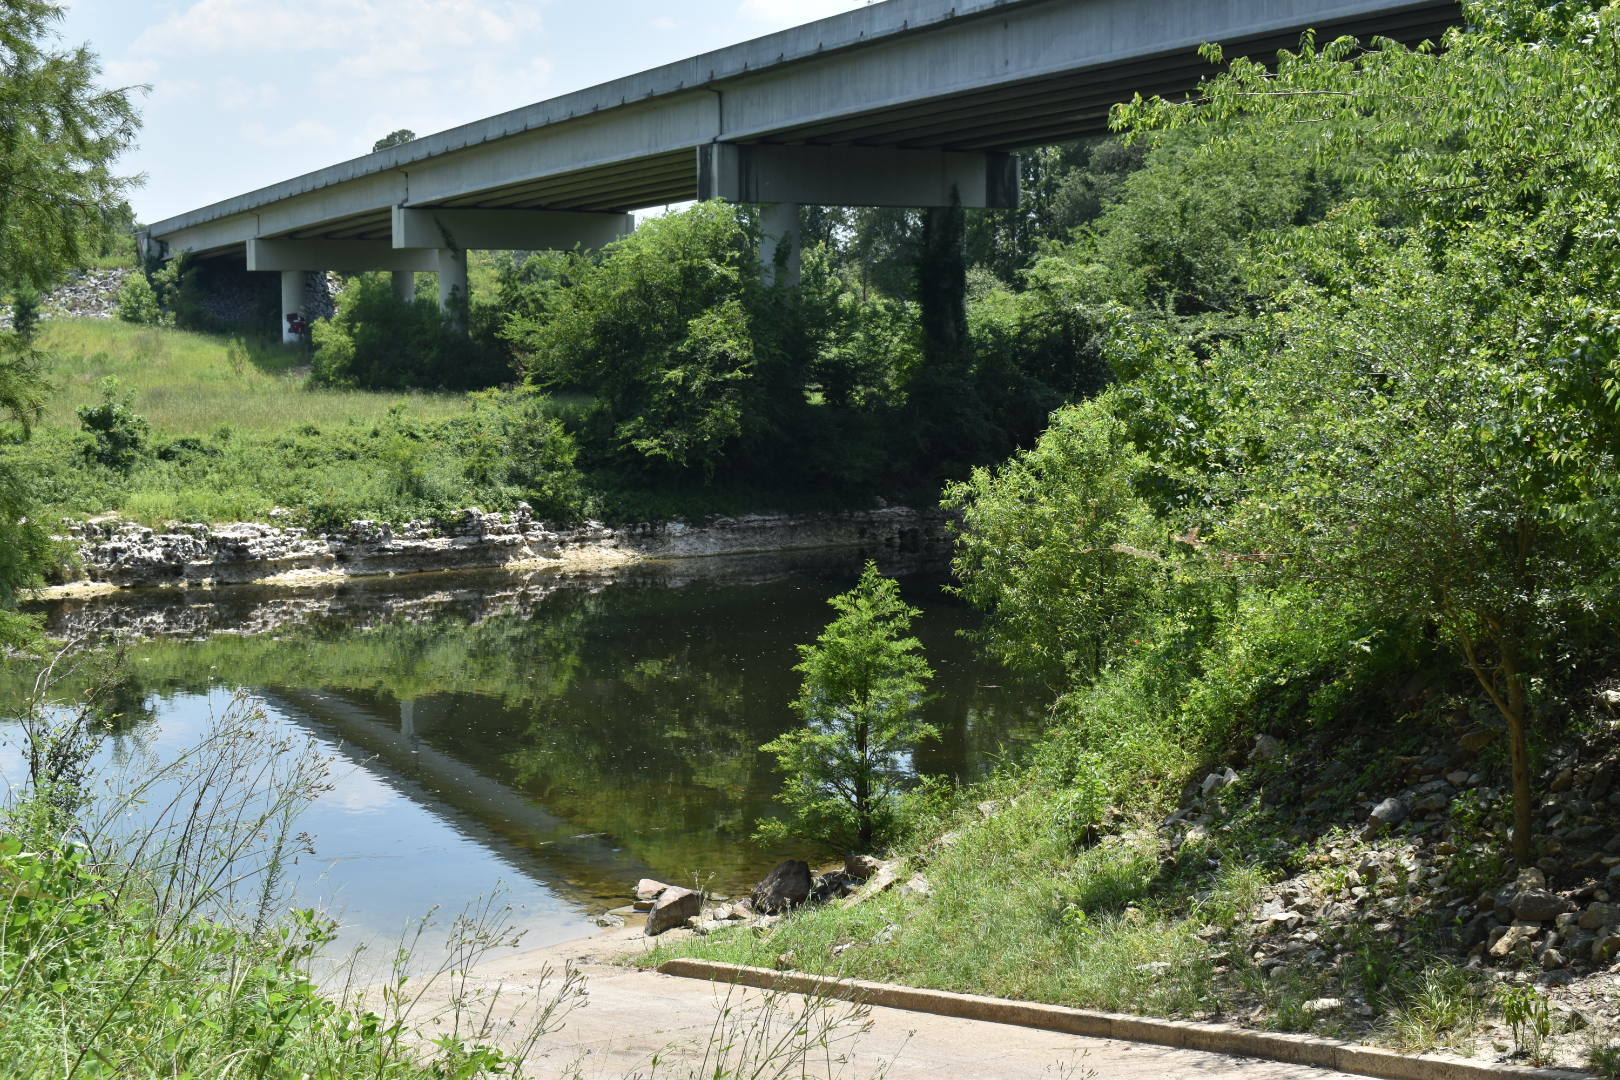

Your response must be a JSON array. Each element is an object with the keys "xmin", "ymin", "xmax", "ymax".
[{"xmin": 2, "ymin": 548, "xmax": 1047, "ymax": 968}]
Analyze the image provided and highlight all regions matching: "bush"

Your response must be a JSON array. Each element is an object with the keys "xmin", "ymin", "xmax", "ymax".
[
  {"xmin": 311, "ymin": 273, "xmax": 509, "ymax": 391},
  {"xmin": 76, "ymin": 377, "xmax": 149, "ymax": 472},
  {"xmin": 115, "ymin": 272, "xmax": 164, "ymax": 326},
  {"xmin": 944, "ymin": 392, "xmax": 1166, "ymax": 684},
  {"xmin": 758, "ymin": 562, "xmax": 936, "ymax": 854}
]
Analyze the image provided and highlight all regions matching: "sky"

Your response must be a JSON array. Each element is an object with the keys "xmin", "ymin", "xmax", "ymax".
[{"xmin": 52, "ymin": 0, "xmax": 872, "ymax": 224}]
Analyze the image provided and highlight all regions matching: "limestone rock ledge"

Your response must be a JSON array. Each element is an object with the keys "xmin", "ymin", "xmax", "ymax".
[{"xmin": 59, "ymin": 505, "xmax": 947, "ymax": 590}]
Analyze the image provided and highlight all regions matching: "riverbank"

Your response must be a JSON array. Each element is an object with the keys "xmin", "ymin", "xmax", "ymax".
[{"xmin": 42, "ymin": 504, "xmax": 948, "ymax": 596}]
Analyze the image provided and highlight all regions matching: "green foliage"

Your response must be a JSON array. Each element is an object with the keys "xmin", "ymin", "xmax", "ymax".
[
  {"xmin": 506, "ymin": 202, "xmax": 772, "ymax": 474},
  {"xmin": 0, "ymin": 0, "xmax": 140, "ymax": 290},
  {"xmin": 760, "ymin": 563, "xmax": 936, "ymax": 853},
  {"xmin": 944, "ymin": 394, "xmax": 1164, "ymax": 684},
  {"xmin": 372, "ymin": 128, "xmax": 416, "ymax": 152},
  {"xmin": 0, "ymin": 0, "xmax": 140, "ymax": 647},
  {"xmin": 8, "ymin": 286, "xmax": 41, "ymax": 344},
  {"xmin": 76, "ymin": 376, "xmax": 149, "ymax": 471},
  {"xmin": 311, "ymin": 272, "xmax": 509, "ymax": 391},
  {"xmin": 114, "ymin": 270, "xmax": 163, "ymax": 325}
]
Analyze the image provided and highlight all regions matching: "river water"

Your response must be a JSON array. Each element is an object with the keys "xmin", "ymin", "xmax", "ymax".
[{"xmin": 2, "ymin": 549, "xmax": 1047, "ymax": 966}]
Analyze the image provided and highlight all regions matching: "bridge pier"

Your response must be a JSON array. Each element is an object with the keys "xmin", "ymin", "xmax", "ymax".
[
  {"xmin": 436, "ymin": 249, "xmax": 468, "ymax": 322},
  {"xmin": 391, "ymin": 270, "xmax": 417, "ymax": 302},
  {"xmin": 759, "ymin": 202, "xmax": 801, "ymax": 287},
  {"xmin": 280, "ymin": 270, "xmax": 306, "ymax": 345}
]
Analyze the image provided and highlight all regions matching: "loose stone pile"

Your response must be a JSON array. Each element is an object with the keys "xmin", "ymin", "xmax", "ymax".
[
  {"xmin": 0, "ymin": 268, "xmax": 134, "ymax": 327},
  {"xmin": 622, "ymin": 855, "xmax": 891, "ymax": 939}
]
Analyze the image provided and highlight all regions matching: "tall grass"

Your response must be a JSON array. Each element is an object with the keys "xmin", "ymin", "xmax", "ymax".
[
  {"xmin": 0, "ymin": 664, "xmax": 575, "ymax": 1079},
  {"xmin": 37, "ymin": 319, "xmax": 468, "ymax": 435}
]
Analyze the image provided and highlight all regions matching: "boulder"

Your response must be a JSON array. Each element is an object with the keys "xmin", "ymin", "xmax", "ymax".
[
  {"xmin": 1512, "ymin": 888, "xmax": 1573, "ymax": 922},
  {"xmin": 1457, "ymin": 728, "xmax": 1496, "ymax": 754},
  {"xmin": 809, "ymin": 871, "xmax": 862, "ymax": 904},
  {"xmin": 1579, "ymin": 902, "xmax": 1619, "ymax": 931},
  {"xmin": 1361, "ymin": 797, "xmax": 1408, "ymax": 838},
  {"xmin": 635, "ymin": 878, "xmax": 669, "ymax": 901},
  {"xmin": 1489, "ymin": 922, "xmax": 1539, "ymax": 960},
  {"xmin": 844, "ymin": 854, "xmax": 884, "ymax": 880},
  {"xmin": 644, "ymin": 886, "xmax": 702, "ymax": 936},
  {"xmin": 751, "ymin": 860, "xmax": 813, "ymax": 915},
  {"xmin": 1250, "ymin": 733, "xmax": 1283, "ymax": 762}
]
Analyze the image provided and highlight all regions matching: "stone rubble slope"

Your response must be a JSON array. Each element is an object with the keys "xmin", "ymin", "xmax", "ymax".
[{"xmin": 1160, "ymin": 712, "xmax": 1620, "ymax": 1065}]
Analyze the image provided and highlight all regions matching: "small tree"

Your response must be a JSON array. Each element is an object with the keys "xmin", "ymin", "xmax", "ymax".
[
  {"xmin": 372, "ymin": 128, "xmax": 416, "ymax": 152},
  {"xmin": 759, "ymin": 563, "xmax": 935, "ymax": 854}
]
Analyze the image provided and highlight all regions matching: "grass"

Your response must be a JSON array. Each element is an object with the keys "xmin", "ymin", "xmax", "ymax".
[
  {"xmin": 36, "ymin": 319, "xmax": 467, "ymax": 436},
  {"xmin": 650, "ymin": 779, "xmax": 1495, "ymax": 1056}
]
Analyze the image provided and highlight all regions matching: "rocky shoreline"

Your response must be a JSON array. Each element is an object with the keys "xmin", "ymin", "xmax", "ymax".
[{"xmin": 49, "ymin": 505, "xmax": 949, "ymax": 594}]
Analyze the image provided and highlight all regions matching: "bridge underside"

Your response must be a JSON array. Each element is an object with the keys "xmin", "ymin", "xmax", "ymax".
[
  {"xmin": 142, "ymin": 0, "xmax": 1462, "ymax": 340},
  {"xmin": 177, "ymin": 1, "xmax": 1460, "ymax": 251}
]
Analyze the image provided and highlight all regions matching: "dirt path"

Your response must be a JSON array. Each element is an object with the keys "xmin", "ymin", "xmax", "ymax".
[{"xmin": 409, "ymin": 927, "xmax": 1373, "ymax": 1079}]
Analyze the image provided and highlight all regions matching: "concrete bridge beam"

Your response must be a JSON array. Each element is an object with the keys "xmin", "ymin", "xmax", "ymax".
[
  {"xmin": 247, "ymin": 238, "xmax": 440, "ymax": 274},
  {"xmin": 391, "ymin": 207, "xmax": 634, "ymax": 251},
  {"xmin": 698, "ymin": 143, "xmax": 1018, "ymax": 209}
]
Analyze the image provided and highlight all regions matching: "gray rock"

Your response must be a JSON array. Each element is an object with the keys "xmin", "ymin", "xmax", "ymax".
[
  {"xmin": 751, "ymin": 859, "xmax": 813, "ymax": 915},
  {"xmin": 1362, "ymin": 797, "xmax": 1408, "ymax": 838},
  {"xmin": 1458, "ymin": 728, "xmax": 1496, "ymax": 753},
  {"xmin": 1512, "ymin": 888, "xmax": 1573, "ymax": 922},
  {"xmin": 844, "ymin": 854, "xmax": 883, "ymax": 880},
  {"xmin": 1594, "ymin": 931, "xmax": 1620, "ymax": 964},
  {"xmin": 1579, "ymin": 902, "xmax": 1619, "ymax": 931},
  {"xmin": 1303, "ymin": 997, "xmax": 1343, "ymax": 1015},
  {"xmin": 635, "ymin": 878, "xmax": 670, "ymax": 901},
  {"xmin": 1251, "ymin": 734, "xmax": 1282, "ymax": 762},
  {"xmin": 1539, "ymin": 948, "xmax": 1566, "ymax": 970},
  {"xmin": 644, "ymin": 886, "xmax": 702, "ymax": 936},
  {"xmin": 1489, "ymin": 923, "xmax": 1539, "ymax": 959}
]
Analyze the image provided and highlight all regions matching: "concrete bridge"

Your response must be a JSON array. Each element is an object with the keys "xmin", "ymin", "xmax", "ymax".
[{"xmin": 139, "ymin": 0, "xmax": 1461, "ymax": 342}]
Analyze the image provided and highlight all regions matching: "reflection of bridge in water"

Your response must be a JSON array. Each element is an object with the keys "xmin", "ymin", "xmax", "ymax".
[{"xmin": 261, "ymin": 687, "xmax": 656, "ymax": 911}]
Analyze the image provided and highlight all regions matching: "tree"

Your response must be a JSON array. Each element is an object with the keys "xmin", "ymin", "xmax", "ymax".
[
  {"xmin": 944, "ymin": 394, "xmax": 1165, "ymax": 686},
  {"xmin": 1, "ymin": 0, "xmax": 140, "ymax": 289},
  {"xmin": 503, "ymin": 202, "xmax": 779, "ymax": 475},
  {"xmin": 758, "ymin": 563, "xmax": 936, "ymax": 853},
  {"xmin": 1, "ymin": 0, "xmax": 140, "ymax": 647},
  {"xmin": 372, "ymin": 128, "xmax": 415, "ymax": 153},
  {"xmin": 1112, "ymin": 0, "xmax": 1620, "ymax": 862}
]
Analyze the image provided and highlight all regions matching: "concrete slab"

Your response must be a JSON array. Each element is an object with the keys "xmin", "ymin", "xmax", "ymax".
[{"xmin": 410, "ymin": 928, "xmax": 1372, "ymax": 1079}]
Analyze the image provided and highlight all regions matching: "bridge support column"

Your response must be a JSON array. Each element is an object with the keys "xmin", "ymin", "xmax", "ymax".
[
  {"xmin": 759, "ymin": 202, "xmax": 801, "ymax": 287},
  {"xmin": 391, "ymin": 270, "xmax": 417, "ymax": 302},
  {"xmin": 279, "ymin": 270, "xmax": 306, "ymax": 345},
  {"xmin": 436, "ymin": 249, "xmax": 468, "ymax": 324}
]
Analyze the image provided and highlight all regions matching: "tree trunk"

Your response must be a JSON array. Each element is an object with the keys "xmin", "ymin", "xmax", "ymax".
[{"xmin": 1502, "ymin": 642, "xmax": 1533, "ymax": 866}]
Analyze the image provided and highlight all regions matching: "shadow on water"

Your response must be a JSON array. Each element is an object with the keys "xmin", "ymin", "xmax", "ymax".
[{"xmin": 4, "ymin": 547, "xmax": 1050, "ymax": 958}]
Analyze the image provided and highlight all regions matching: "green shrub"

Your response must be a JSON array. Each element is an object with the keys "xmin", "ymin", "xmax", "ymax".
[
  {"xmin": 312, "ymin": 273, "xmax": 509, "ymax": 391},
  {"xmin": 9, "ymin": 286, "xmax": 42, "ymax": 344},
  {"xmin": 115, "ymin": 272, "xmax": 164, "ymax": 326},
  {"xmin": 75, "ymin": 377, "xmax": 149, "ymax": 472}
]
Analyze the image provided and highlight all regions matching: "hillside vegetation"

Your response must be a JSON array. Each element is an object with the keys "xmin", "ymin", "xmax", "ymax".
[{"xmin": 655, "ymin": 1, "xmax": 1620, "ymax": 1070}]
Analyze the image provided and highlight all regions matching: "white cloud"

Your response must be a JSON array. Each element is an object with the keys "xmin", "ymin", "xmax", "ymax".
[
  {"xmin": 217, "ymin": 77, "xmax": 280, "ymax": 112},
  {"xmin": 737, "ymin": 0, "xmax": 867, "ymax": 27},
  {"xmin": 131, "ymin": 0, "xmax": 540, "ymax": 60},
  {"xmin": 239, "ymin": 117, "xmax": 339, "ymax": 150}
]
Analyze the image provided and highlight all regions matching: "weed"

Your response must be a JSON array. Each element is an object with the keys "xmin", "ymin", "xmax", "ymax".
[{"xmin": 1498, "ymin": 984, "xmax": 1553, "ymax": 1064}]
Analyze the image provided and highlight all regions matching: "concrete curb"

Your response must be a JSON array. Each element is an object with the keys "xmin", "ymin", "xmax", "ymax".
[{"xmin": 655, "ymin": 959, "xmax": 1589, "ymax": 1080}]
